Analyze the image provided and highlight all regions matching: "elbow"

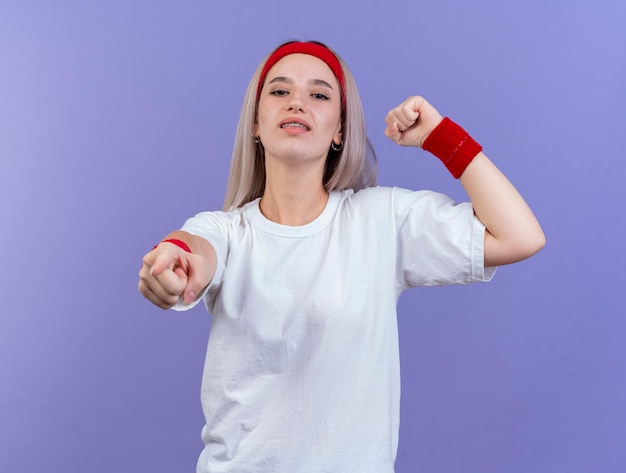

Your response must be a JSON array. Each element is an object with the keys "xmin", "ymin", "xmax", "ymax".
[
  {"xmin": 485, "ymin": 228, "xmax": 546, "ymax": 267},
  {"xmin": 524, "ymin": 229, "xmax": 546, "ymax": 259},
  {"xmin": 514, "ymin": 228, "xmax": 546, "ymax": 263},
  {"xmin": 536, "ymin": 229, "xmax": 547, "ymax": 253}
]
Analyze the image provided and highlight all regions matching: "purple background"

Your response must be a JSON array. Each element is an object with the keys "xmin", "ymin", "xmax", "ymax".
[{"xmin": 1, "ymin": 1, "xmax": 625, "ymax": 472}]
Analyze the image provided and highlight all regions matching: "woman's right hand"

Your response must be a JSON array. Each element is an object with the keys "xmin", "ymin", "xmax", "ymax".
[{"xmin": 138, "ymin": 237, "xmax": 215, "ymax": 309}]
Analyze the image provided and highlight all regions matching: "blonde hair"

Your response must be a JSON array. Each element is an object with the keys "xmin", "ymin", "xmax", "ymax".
[{"xmin": 223, "ymin": 43, "xmax": 377, "ymax": 211}]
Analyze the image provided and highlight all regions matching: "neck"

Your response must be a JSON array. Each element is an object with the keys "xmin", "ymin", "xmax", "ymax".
[{"xmin": 260, "ymin": 158, "xmax": 328, "ymax": 226}]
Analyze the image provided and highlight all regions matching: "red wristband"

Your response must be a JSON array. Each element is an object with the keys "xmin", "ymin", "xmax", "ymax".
[
  {"xmin": 422, "ymin": 117, "xmax": 483, "ymax": 179},
  {"xmin": 153, "ymin": 238, "xmax": 192, "ymax": 253}
]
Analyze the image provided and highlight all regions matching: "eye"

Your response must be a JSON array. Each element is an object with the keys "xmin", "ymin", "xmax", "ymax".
[
  {"xmin": 312, "ymin": 92, "xmax": 329, "ymax": 100},
  {"xmin": 270, "ymin": 89, "xmax": 288, "ymax": 96}
]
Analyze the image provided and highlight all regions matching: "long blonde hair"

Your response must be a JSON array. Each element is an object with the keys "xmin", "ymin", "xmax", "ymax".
[{"xmin": 223, "ymin": 42, "xmax": 377, "ymax": 211}]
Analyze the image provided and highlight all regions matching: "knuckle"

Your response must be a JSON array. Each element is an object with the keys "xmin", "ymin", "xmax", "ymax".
[{"xmin": 162, "ymin": 295, "xmax": 178, "ymax": 309}]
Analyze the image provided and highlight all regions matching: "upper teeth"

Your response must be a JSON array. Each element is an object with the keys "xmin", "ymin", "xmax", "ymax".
[{"xmin": 282, "ymin": 122, "xmax": 307, "ymax": 129}]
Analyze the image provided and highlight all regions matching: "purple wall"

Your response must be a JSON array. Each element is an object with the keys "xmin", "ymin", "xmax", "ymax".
[{"xmin": 1, "ymin": 1, "xmax": 624, "ymax": 472}]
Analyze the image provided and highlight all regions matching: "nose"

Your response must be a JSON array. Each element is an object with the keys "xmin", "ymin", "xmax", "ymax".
[{"xmin": 287, "ymin": 89, "xmax": 305, "ymax": 112}]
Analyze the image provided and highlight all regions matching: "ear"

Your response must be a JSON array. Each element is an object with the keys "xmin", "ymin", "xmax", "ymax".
[{"xmin": 333, "ymin": 128, "xmax": 343, "ymax": 146}]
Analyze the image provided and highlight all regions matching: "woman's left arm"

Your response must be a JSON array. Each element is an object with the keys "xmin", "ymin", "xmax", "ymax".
[{"xmin": 385, "ymin": 96, "xmax": 545, "ymax": 267}]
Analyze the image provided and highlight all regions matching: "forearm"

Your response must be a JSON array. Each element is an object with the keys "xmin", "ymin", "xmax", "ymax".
[{"xmin": 459, "ymin": 152, "xmax": 545, "ymax": 266}]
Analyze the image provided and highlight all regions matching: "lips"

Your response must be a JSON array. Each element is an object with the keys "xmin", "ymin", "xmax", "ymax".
[{"xmin": 279, "ymin": 118, "xmax": 311, "ymax": 131}]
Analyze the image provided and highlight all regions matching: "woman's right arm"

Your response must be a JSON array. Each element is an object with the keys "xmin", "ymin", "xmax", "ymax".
[{"xmin": 138, "ymin": 230, "xmax": 217, "ymax": 309}]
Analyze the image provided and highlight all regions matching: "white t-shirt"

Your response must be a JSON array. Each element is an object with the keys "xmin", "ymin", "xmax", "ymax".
[{"xmin": 177, "ymin": 186, "xmax": 495, "ymax": 473}]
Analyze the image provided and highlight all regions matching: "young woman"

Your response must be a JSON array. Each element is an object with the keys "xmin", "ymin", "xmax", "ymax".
[{"xmin": 139, "ymin": 41, "xmax": 544, "ymax": 472}]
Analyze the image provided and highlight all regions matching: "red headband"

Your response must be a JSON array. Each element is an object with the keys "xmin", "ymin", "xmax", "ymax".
[{"xmin": 256, "ymin": 42, "xmax": 346, "ymax": 112}]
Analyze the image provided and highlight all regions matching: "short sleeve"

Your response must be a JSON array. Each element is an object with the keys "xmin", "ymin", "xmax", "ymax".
[{"xmin": 393, "ymin": 187, "xmax": 496, "ymax": 291}]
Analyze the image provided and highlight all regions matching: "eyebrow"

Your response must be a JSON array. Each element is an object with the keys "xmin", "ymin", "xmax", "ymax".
[{"xmin": 268, "ymin": 76, "xmax": 334, "ymax": 90}]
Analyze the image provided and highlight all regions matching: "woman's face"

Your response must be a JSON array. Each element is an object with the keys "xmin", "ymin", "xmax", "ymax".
[{"xmin": 255, "ymin": 53, "xmax": 343, "ymax": 167}]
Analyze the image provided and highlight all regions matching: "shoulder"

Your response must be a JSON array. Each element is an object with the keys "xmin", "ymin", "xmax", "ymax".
[
  {"xmin": 341, "ymin": 186, "xmax": 393, "ymax": 206},
  {"xmin": 332, "ymin": 187, "xmax": 398, "ymax": 227},
  {"xmin": 342, "ymin": 186, "xmax": 473, "ymax": 231},
  {"xmin": 180, "ymin": 203, "xmax": 255, "ymax": 241},
  {"xmin": 184, "ymin": 208, "xmax": 242, "ymax": 228},
  {"xmin": 343, "ymin": 186, "xmax": 451, "ymax": 210}
]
